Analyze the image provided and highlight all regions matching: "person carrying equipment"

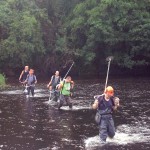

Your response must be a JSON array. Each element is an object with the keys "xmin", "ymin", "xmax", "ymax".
[
  {"xmin": 92, "ymin": 86, "xmax": 120, "ymax": 143},
  {"xmin": 47, "ymin": 71, "xmax": 61, "ymax": 102},
  {"xmin": 24, "ymin": 69, "xmax": 37, "ymax": 97},
  {"xmin": 47, "ymin": 71, "xmax": 61, "ymax": 91},
  {"xmin": 57, "ymin": 76, "xmax": 74, "ymax": 109}
]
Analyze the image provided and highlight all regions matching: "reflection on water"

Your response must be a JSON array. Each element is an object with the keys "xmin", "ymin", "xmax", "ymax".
[{"xmin": 0, "ymin": 78, "xmax": 150, "ymax": 150}]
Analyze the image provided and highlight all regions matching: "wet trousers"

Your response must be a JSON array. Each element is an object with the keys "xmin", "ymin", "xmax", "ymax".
[
  {"xmin": 58, "ymin": 94, "xmax": 72, "ymax": 109},
  {"xmin": 99, "ymin": 115, "xmax": 115, "ymax": 142},
  {"xmin": 27, "ymin": 86, "xmax": 35, "ymax": 96}
]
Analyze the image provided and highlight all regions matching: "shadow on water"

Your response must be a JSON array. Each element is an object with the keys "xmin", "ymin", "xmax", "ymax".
[{"xmin": 0, "ymin": 77, "xmax": 150, "ymax": 150}]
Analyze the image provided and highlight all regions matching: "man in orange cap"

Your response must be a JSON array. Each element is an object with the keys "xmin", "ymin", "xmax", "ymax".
[{"xmin": 92, "ymin": 86, "xmax": 120, "ymax": 143}]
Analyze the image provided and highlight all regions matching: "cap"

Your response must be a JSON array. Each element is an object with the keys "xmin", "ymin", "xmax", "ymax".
[{"xmin": 105, "ymin": 86, "xmax": 114, "ymax": 93}]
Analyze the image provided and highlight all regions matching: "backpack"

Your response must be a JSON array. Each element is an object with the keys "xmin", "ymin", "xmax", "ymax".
[
  {"xmin": 51, "ymin": 75, "xmax": 61, "ymax": 87},
  {"xmin": 26, "ymin": 74, "xmax": 36, "ymax": 84}
]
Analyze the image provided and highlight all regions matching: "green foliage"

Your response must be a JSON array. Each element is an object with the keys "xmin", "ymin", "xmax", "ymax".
[
  {"xmin": 0, "ymin": 73, "xmax": 6, "ymax": 86},
  {"xmin": 0, "ymin": 0, "xmax": 150, "ymax": 76},
  {"xmin": 66, "ymin": 0, "xmax": 150, "ymax": 68},
  {"xmin": 0, "ymin": 0, "xmax": 47, "ymax": 68}
]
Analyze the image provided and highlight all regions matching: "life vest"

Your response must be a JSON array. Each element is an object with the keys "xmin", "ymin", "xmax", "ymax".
[{"xmin": 60, "ymin": 80, "xmax": 71, "ymax": 96}]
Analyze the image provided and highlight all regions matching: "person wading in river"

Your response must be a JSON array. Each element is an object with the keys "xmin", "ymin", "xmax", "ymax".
[
  {"xmin": 24, "ymin": 69, "xmax": 37, "ymax": 97},
  {"xmin": 19, "ymin": 66, "xmax": 29, "ymax": 85},
  {"xmin": 92, "ymin": 86, "xmax": 120, "ymax": 143},
  {"xmin": 57, "ymin": 76, "xmax": 74, "ymax": 109},
  {"xmin": 47, "ymin": 71, "xmax": 61, "ymax": 91}
]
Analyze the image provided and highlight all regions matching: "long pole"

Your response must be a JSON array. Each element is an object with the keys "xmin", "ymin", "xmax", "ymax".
[
  {"xmin": 63, "ymin": 61, "xmax": 75, "ymax": 79},
  {"xmin": 93, "ymin": 56, "xmax": 113, "ymax": 102},
  {"xmin": 104, "ymin": 56, "xmax": 113, "ymax": 90}
]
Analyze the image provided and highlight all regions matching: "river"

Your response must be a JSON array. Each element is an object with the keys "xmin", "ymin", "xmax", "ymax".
[{"xmin": 0, "ymin": 77, "xmax": 150, "ymax": 150}]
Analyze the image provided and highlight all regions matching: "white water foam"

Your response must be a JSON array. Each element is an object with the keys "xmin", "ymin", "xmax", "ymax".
[
  {"xmin": 44, "ymin": 100, "xmax": 57, "ymax": 106},
  {"xmin": 85, "ymin": 124, "xmax": 150, "ymax": 149},
  {"xmin": 0, "ymin": 90, "xmax": 23, "ymax": 95},
  {"xmin": 44, "ymin": 101, "xmax": 91, "ymax": 110},
  {"xmin": 0, "ymin": 89, "xmax": 49, "ymax": 97},
  {"xmin": 60, "ymin": 105, "xmax": 91, "ymax": 111},
  {"xmin": 32, "ymin": 93, "xmax": 49, "ymax": 98}
]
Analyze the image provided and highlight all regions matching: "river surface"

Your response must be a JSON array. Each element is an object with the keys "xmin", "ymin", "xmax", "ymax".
[{"xmin": 0, "ymin": 77, "xmax": 150, "ymax": 150}]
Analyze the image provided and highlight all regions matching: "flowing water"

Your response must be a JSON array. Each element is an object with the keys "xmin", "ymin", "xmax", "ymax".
[{"xmin": 0, "ymin": 77, "xmax": 150, "ymax": 150}]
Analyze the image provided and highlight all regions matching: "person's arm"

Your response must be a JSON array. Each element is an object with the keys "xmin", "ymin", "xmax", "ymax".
[
  {"xmin": 112, "ymin": 97, "xmax": 120, "ymax": 111},
  {"xmin": 23, "ymin": 78, "xmax": 27, "ymax": 84},
  {"xmin": 23, "ymin": 74, "xmax": 29, "ymax": 84},
  {"xmin": 71, "ymin": 80, "xmax": 74, "ymax": 89},
  {"xmin": 57, "ymin": 84, "xmax": 62, "ymax": 90},
  {"xmin": 57, "ymin": 80, "xmax": 64, "ymax": 90},
  {"xmin": 47, "ymin": 76, "xmax": 53, "ymax": 87},
  {"xmin": 19, "ymin": 71, "xmax": 24, "ymax": 81},
  {"xmin": 92, "ymin": 99, "xmax": 99, "ymax": 109},
  {"xmin": 34, "ymin": 76, "xmax": 37, "ymax": 84}
]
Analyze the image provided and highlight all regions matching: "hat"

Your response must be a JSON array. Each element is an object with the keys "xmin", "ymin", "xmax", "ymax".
[{"xmin": 105, "ymin": 86, "xmax": 114, "ymax": 93}]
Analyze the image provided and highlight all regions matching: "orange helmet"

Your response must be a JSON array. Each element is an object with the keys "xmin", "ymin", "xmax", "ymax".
[{"xmin": 105, "ymin": 86, "xmax": 114, "ymax": 95}]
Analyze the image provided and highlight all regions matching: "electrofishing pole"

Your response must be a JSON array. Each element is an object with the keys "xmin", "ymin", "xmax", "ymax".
[
  {"xmin": 93, "ymin": 56, "xmax": 114, "ymax": 101},
  {"xmin": 104, "ymin": 56, "xmax": 114, "ymax": 91},
  {"xmin": 63, "ymin": 61, "xmax": 75, "ymax": 79},
  {"xmin": 52, "ymin": 61, "xmax": 75, "ymax": 101}
]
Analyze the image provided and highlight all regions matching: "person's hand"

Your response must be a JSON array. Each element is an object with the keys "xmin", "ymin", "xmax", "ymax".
[
  {"xmin": 114, "ymin": 97, "xmax": 120, "ymax": 107},
  {"xmin": 57, "ymin": 83, "xmax": 63, "ymax": 90},
  {"xmin": 92, "ymin": 100, "xmax": 99, "ymax": 109},
  {"xmin": 112, "ymin": 97, "xmax": 120, "ymax": 111},
  {"xmin": 95, "ymin": 99, "xmax": 99, "ymax": 105},
  {"xmin": 56, "ymin": 84, "xmax": 59, "ymax": 89}
]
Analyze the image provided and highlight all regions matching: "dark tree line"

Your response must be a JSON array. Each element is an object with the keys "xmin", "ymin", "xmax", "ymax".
[{"xmin": 0, "ymin": 0, "xmax": 150, "ymax": 77}]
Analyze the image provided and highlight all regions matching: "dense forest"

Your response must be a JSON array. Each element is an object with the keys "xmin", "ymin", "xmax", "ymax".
[{"xmin": 0, "ymin": 0, "xmax": 150, "ymax": 77}]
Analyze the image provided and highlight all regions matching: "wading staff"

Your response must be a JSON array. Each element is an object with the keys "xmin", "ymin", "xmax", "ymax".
[
  {"xmin": 104, "ymin": 56, "xmax": 114, "ymax": 91},
  {"xmin": 63, "ymin": 61, "xmax": 75, "ymax": 79}
]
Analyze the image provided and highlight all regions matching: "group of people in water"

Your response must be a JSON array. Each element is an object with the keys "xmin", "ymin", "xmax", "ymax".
[
  {"xmin": 19, "ymin": 66, "xmax": 75, "ymax": 109},
  {"xmin": 19, "ymin": 65, "xmax": 120, "ymax": 143}
]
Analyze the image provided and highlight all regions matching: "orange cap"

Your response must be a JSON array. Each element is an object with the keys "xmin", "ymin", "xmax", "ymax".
[{"xmin": 105, "ymin": 86, "xmax": 114, "ymax": 94}]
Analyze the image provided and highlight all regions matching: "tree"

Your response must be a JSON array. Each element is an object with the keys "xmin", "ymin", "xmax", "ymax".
[
  {"xmin": 66, "ymin": 0, "xmax": 150, "ymax": 69},
  {"xmin": 0, "ymin": 0, "xmax": 47, "ymax": 70}
]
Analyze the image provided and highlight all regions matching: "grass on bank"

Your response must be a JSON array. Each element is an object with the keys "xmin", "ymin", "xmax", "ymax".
[{"xmin": 0, "ymin": 73, "xmax": 6, "ymax": 86}]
